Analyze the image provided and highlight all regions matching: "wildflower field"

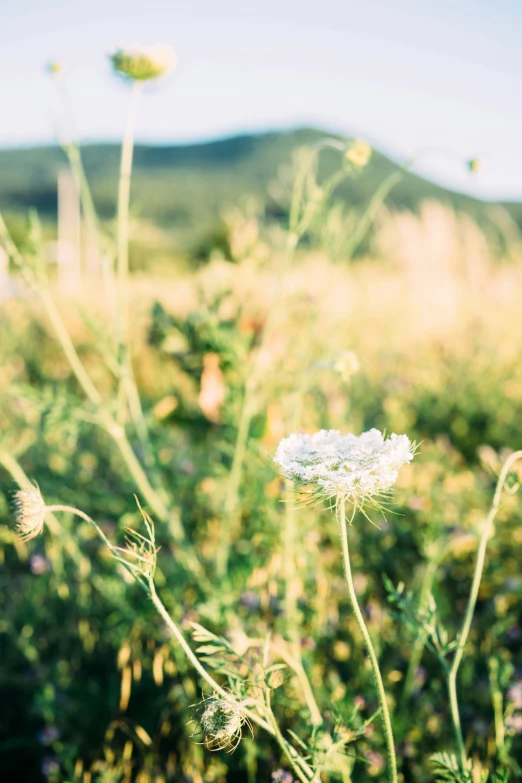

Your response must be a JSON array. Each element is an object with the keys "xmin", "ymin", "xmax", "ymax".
[{"xmin": 1, "ymin": 47, "xmax": 522, "ymax": 783}]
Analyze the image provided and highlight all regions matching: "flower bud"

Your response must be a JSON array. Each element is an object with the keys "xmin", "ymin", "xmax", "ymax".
[{"xmin": 345, "ymin": 139, "xmax": 372, "ymax": 169}]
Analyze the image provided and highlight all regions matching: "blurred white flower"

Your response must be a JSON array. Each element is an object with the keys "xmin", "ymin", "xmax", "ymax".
[
  {"xmin": 274, "ymin": 428, "xmax": 414, "ymax": 508},
  {"xmin": 109, "ymin": 45, "xmax": 176, "ymax": 82}
]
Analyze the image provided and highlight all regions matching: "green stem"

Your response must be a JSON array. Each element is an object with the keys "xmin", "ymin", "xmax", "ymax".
[
  {"xmin": 344, "ymin": 169, "xmax": 405, "ymax": 259},
  {"xmin": 266, "ymin": 706, "xmax": 312, "ymax": 783},
  {"xmin": 215, "ymin": 230, "xmax": 298, "ymax": 577},
  {"xmin": 216, "ymin": 143, "xmax": 353, "ymax": 577},
  {"xmin": 447, "ymin": 449, "xmax": 522, "ymax": 770},
  {"xmin": 45, "ymin": 504, "xmax": 114, "ymax": 551},
  {"xmin": 0, "ymin": 214, "xmax": 191, "ymax": 551},
  {"xmin": 148, "ymin": 578, "xmax": 313, "ymax": 780},
  {"xmin": 488, "ymin": 658, "xmax": 505, "ymax": 753},
  {"xmin": 338, "ymin": 498, "xmax": 397, "ymax": 783},
  {"xmin": 401, "ymin": 551, "xmax": 441, "ymax": 704},
  {"xmin": 116, "ymin": 80, "xmax": 141, "ymax": 360}
]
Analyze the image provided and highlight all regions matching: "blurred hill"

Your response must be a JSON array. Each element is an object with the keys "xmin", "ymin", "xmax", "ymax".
[{"xmin": 1, "ymin": 127, "xmax": 521, "ymax": 254}]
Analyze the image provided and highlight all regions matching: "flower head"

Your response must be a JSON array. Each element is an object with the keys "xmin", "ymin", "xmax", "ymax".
[
  {"xmin": 274, "ymin": 428, "xmax": 415, "ymax": 509},
  {"xmin": 46, "ymin": 61, "xmax": 63, "ymax": 76},
  {"xmin": 345, "ymin": 139, "xmax": 372, "ymax": 169},
  {"xmin": 109, "ymin": 45, "xmax": 176, "ymax": 82},
  {"xmin": 14, "ymin": 484, "xmax": 46, "ymax": 542},
  {"xmin": 272, "ymin": 770, "xmax": 294, "ymax": 783},
  {"xmin": 195, "ymin": 694, "xmax": 248, "ymax": 751}
]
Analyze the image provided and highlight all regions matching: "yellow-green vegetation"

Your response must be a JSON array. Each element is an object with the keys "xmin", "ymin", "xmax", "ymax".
[{"xmin": 1, "ymin": 58, "xmax": 522, "ymax": 783}]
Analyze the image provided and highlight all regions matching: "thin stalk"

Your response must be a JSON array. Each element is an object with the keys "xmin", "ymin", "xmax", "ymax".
[
  {"xmin": 215, "ymin": 230, "xmax": 298, "ymax": 577},
  {"xmin": 54, "ymin": 75, "xmax": 151, "ymax": 458},
  {"xmin": 344, "ymin": 170, "xmax": 405, "ymax": 259},
  {"xmin": 216, "ymin": 145, "xmax": 354, "ymax": 577},
  {"xmin": 273, "ymin": 642, "xmax": 322, "ymax": 727},
  {"xmin": 0, "ymin": 215, "xmax": 191, "ymax": 550},
  {"xmin": 38, "ymin": 289, "xmax": 177, "ymax": 536},
  {"xmin": 338, "ymin": 497, "xmax": 397, "ymax": 783},
  {"xmin": 116, "ymin": 80, "xmax": 141, "ymax": 359},
  {"xmin": 45, "ymin": 505, "xmax": 114, "ymax": 551},
  {"xmin": 148, "ymin": 579, "xmax": 314, "ymax": 780},
  {"xmin": 401, "ymin": 552, "xmax": 441, "ymax": 704},
  {"xmin": 488, "ymin": 658, "xmax": 505, "ymax": 753},
  {"xmin": 446, "ymin": 450, "xmax": 522, "ymax": 770},
  {"xmin": 266, "ymin": 706, "xmax": 312, "ymax": 783},
  {"xmin": 41, "ymin": 505, "xmax": 275, "ymax": 740},
  {"xmin": 51, "ymin": 71, "xmax": 116, "ymax": 306}
]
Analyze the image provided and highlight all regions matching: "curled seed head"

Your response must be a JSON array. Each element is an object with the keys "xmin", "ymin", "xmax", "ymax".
[
  {"xmin": 14, "ymin": 484, "xmax": 46, "ymax": 542},
  {"xmin": 198, "ymin": 695, "xmax": 246, "ymax": 751}
]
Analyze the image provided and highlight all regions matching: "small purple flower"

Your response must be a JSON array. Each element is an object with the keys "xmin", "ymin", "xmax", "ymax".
[
  {"xmin": 38, "ymin": 725, "xmax": 60, "ymax": 745},
  {"xmin": 506, "ymin": 713, "xmax": 522, "ymax": 734},
  {"xmin": 272, "ymin": 770, "xmax": 294, "ymax": 783},
  {"xmin": 354, "ymin": 695, "xmax": 366, "ymax": 710},
  {"xmin": 507, "ymin": 682, "xmax": 522, "ymax": 709},
  {"xmin": 301, "ymin": 636, "xmax": 316, "ymax": 651},
  {"xmin": 366, "ymin": 751, "xmax": 384, "ymax": 775},
  {"xmin": 241, "ymin": 592, "xmax": 260, "ymax": 610},
  {"xmin": 31, "ymin": 554, "xmax": 50, "ymax": 575},
  {"xmin": 414, "ymin": 666, "xmax": 427, "ymax": 691},
  {"xmin": 41, "ymin": 756, "xmax": 60, "ymax": 778}
]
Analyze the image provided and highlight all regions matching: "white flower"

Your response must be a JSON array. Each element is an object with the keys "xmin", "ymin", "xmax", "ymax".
[
  {"xmin": 14, "ymin": 485, "xmax": 46, "ymax": 541},
  {"xmin": 109, "ymin": 45, "xmax": 176, "ymax": 82},
  {"xmin": 274, "ymin": 428, "xmax": 414, "ymax": 507}
]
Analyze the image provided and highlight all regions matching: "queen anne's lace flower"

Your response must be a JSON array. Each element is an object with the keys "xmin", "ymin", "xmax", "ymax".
[
  {"xmin": 109, "ymin": 45, "xmax": 176, "ymax": 81},
  {"xmin": 274, "ymin": 428, "xmax": 414, "ymax": 507}
]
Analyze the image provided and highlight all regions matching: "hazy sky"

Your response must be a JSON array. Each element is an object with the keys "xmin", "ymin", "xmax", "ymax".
[{"xmin": 1, "ymin": 0, "xmax": 522, "ymax": 199}]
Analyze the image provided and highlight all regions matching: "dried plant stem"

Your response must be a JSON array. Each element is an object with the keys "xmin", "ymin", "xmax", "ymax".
[
  {"xmin": 446, "ymin": 449, "xmax": 522, "ymax": 770},
  {"xmin": 338, "ymin": 497, "xmax": 397, "ymax": 783}
]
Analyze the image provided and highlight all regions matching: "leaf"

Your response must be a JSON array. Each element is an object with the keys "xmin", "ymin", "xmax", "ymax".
[
  {"xmin": 195, "ymin": 644, "xmax": 224, "ymax": 656},
  {"xmin": 430, "ymin": 752, "xmax": 473, "ymax": 783}
]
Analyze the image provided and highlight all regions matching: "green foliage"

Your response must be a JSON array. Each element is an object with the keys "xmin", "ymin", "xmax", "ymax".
[{"xmin": 1, "ymin": 128, "xmax": 520, "ymax": 257}]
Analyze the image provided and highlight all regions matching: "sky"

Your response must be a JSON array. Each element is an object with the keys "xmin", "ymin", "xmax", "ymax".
[{"xmin": 1, "ymin": 0, "xmax": 522, "ymax": 199}]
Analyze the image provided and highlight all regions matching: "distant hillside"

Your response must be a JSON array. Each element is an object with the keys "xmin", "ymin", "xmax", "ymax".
[{"xmin": 1, "ymin": 128, "xmax": 521, "ymax": 253}]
